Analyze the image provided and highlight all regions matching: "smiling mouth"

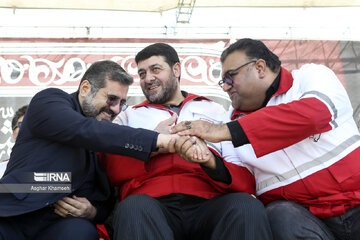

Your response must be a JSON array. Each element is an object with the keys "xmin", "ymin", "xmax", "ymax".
[
  {"xmin": 148, "ymin": 85, "xmax": 160, "ymax": 91},
  {"xmin": 98, "ymin": 111, "xmax": 112, "ymax": 121}
]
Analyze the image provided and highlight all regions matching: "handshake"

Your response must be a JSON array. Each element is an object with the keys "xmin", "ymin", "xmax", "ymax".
[{"xmin": 155, "ymin": 115, "xmax": 232, "ymax": 169}]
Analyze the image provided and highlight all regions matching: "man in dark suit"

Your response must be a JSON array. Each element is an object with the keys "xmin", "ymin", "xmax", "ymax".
[{"xmin": 0, "ymin": 60, "xmax": 173, "ymax": 240}]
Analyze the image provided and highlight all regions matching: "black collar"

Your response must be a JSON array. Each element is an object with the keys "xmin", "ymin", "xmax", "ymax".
[{"xmin": 261, "ymin": 70, "xmax": 281, "ymax": 108}]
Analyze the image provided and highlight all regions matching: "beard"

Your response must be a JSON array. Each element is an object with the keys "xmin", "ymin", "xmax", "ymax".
[
  {"xmin": 82, "ymin": 92, "xmax": 116, "ymax": 121},
  {"xmin": 143, "ymin": 72, "xmax": 179, "ymax": 104}
]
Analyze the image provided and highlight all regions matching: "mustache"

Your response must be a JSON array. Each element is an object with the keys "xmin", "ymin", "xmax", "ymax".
[
  {"xmin": 99, "ymin": 107, "xmax": 116, "ymax": 118},
  {"xmin": 145, "ymin": 81, "xmax": 161, "ymax": 89}
]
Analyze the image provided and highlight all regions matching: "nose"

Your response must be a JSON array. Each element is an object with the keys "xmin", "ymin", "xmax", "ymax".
[
  {"xmin": 109, "ymin": 103, "xmax": 120, "ymax": 115},
  {"xmin": 222, "ymin": 82, "xmax": 232, "ymax": 92},
  {"xmin": 144, "ymin": 71, "xmax": 155, "ymax": 83}
]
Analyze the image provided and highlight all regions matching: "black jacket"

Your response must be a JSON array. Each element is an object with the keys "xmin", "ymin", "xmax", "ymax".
[{"xmin": 0, "ymin": 88, "xmax": 158, "ymax": 220}]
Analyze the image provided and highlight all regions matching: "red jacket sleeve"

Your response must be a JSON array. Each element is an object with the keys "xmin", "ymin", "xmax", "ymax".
[{"xmin": 239, "ymin": 97, "xmax": 332, "ymax": 157}]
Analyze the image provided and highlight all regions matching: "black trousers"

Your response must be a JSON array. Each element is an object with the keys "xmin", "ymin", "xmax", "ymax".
[
  {"xmin": 0, "ymin": 206, "xmax": 98, "ymax": 240},
  {"xmin": 113, "ymin": 192, "xmax": 273, "ymax": 240}
]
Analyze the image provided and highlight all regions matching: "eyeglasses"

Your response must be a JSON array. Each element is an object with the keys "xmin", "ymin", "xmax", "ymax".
[
  {"xmin": 13, "ymin": 121, "xmax": 22, "ymax": 131},
  {"xmin": 218, "ymin": 60, "xmax": 257, "ymax": 88},
  {"xmin": 106, "ymin": 95, "xmax": 128, "ymax": 112}
]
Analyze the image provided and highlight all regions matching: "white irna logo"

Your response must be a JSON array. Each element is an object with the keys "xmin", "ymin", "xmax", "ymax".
[{"xmin": 34, "ymin": 172, "xmax": 71, "ymax": 182}]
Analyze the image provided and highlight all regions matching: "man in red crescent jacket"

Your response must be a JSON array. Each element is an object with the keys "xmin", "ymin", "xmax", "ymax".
[
  {"xmin": 171, "ymin": 38, "xmax": 360, "ymax": 240},
  {"xmin": 101, "ymin": 43, "xmax": 272, "ymax": 240}
]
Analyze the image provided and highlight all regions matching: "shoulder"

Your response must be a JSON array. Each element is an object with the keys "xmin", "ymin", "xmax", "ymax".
[
  {"xmin": 186, "ymin": 98, "xmax": 227, "ymax": 122},
  {"xmin": 33, "ymin": 88, "xmax": 69, "ymax": 99},
  {"xmin": 31, "ymin": 88, "xmax": 72, "ymax": 105},
  {"xmin": 292, "ymin": 63, "xmax": 336, "ymax": 79},
  {"xmin": 28, "ymin": 88, "xmax": 76, "ymax": 117},
  {"xmin": 196, "ymin": 98, "xmax": 226, "ymax": 113},
  {"xmin": 31, "ymin": 88, "xmax": 73, "ymax": 104}
]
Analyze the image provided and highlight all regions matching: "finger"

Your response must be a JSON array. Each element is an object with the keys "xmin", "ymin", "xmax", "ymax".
[
  {"xmin": 62, "ymin": 196, "xmax": 82, "ymax": 209},
  {"xmin": 159, "ymin": 114, "xmax": 178, "ymax": 127},
  {"xmin": 54, "ymin": 208, "xmax": 67, "ymax": 218},
  {"xmin": 194, "ymin": 145, "xmax": 202, "ymax": 161},
  {"xmin": 54, "ymin": 202, "xmax": 67, "ymax": 213},
  {"xmin": 170, "ymin": 121, "xmax": 190, "ymax": 134},
  {"xmin": 188, "ymin": 137, "xmax": 200, "ymax": 160},
  {"xmin": 189, "ymin": 141, "xmax": 207, "ymax": 163},
  {"xmin": 174, "ymin": 136, "xmax": 191, "ymax": 153},
  {"xmin": 154, "ymin": 114, "xmax": 178, "ymax": 133},
  {"xmin": 55, "ymin": 199, "xmax": 72, "ymax": 210},
  {"xmin": 55, "ymin": 199, "xmax": 81, "ymax": 218},
  {"xmin": 196, "ymin": 139, "xmax": 210, "ymax": 160},
  {"xmin": 192, "ymin": 137, "xmax": 208, "ymax": 160},
  {"xmin": 191, "ymin": 145, "xmax": 198, "ymax": 162},
  {"xmin": 177, "ymin": 130, "xmax": 193, "ymax": 136},
  {"xmin": 167, "ymin": 113, "xmax": 178, "ymax": 126},
  {"xmin": 73, "ymin": 195, "xmax": 87, "ymax": 203},
  {"xmin": 180, "ymin": 137, "xmax": 197, "ymax": 162},
  {"xmin": 73, "ymin": 195, "xmax": 88, "ymax": 206},
  {"xmin": 54, "ymin": 203, "xmax": 71, "ymax": 217},
  {"xmin": 194, "ymin": 144, "xmax": 208, "ymax": 162},
  {"xmin": 59, "ymin": 197, "xmax": 84, "ymax": 216}
]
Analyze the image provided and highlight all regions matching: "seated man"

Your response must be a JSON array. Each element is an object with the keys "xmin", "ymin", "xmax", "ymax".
[
  {"xmin": 171, "ymin": 38, "xmax": 360, "ymax": 240},
  {"xmin": 101, "ymin": 43, "xmax": 272, "ymax": 240},
  {"xmin": 0, "ymin": 60, "xmax": 173, "ymax": 240}
]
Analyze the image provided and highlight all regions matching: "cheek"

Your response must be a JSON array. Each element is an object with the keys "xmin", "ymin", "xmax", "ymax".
[
  {"xmin": 13, "ymin": 129, "xmax": 19, "ymax": 138},
  {"xmin": 92, "ymin": 98, "xmax": 106, "ymax": 110},
  {"xmin": 233, "ymin": 78, "xmax": 254, "ymax": 96},
  {"xmin": 232, "ymin": 81, "xmax": 244, "ymax": 94},
  {"xmin": 140, "ymin": 81, "xmax": 146, "ymax": 90}
]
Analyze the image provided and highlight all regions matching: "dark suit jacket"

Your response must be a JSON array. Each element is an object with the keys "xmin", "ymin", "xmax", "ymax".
[{"xmin": 0, "ymin": 88, "xmax": 158, "ymax": 220}]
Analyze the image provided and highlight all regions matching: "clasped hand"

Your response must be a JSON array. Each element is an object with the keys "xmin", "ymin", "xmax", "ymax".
[
  {"xmin": 53, "ymin": 195, "xmax": 97, "ymax": 220},
  {"xmin": 167, "ymin": 135, "xmax": 216, "ymax": 169},
  {"xmin": 154, "ymin": 116, "xmax": 216, "ymax": 168},
  {"xmin": 170, "ymin": 120, "xmax": 231, "ymax": 143}
]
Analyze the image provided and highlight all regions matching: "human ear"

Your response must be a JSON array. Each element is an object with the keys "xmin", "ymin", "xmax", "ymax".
[
  {"xmin": 79, "ymin": 80, "xmax": 92, "ymax": 98},
  {"xmin": 173, "ymin": 62, "xmax": 181, "ymax": 80},
  {"xmin": 255, "ymin": 59, "xmax": 266, "ymax": 78}
]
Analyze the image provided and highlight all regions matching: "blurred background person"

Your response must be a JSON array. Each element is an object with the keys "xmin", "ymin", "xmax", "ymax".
[{"xmin": 0, "ymin": 105, "xmax": 28, "ymax": 179}]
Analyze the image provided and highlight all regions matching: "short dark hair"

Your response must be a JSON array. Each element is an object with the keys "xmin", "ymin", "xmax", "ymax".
[
  {"xmin": 12, "ymin": 105, "xmax": 28, "ymax": 130},
  {"xmin": 79, "ymin": 60, "xmax": 133, "ymax": 94},
  {"xmin": 135, "ymin": 43, "xmax": 180, "ymax": 68},
  {"xmin": 221, "ymin": 38, "xmax": 281, "ymax": 73}
]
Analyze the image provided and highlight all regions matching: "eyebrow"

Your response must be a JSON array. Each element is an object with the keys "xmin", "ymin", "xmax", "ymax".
[{"xmin": 107, "ymin": 93, "xmax": 119, "ymax": 98}]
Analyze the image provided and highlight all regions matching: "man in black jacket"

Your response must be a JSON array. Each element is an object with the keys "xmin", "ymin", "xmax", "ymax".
[{"xmin": 0, "ymin": 60, "xmax": 172, "ymax": 240}]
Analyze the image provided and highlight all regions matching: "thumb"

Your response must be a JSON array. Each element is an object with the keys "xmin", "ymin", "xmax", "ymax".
[{"xmin": 164, "ymin": 113, "xmax": 178, "ymax": 126}]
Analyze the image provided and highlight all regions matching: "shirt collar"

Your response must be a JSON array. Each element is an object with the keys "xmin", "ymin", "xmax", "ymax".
[{"xmin": 261, "ymin": 69, "xmax": 281, "ymax": 108}]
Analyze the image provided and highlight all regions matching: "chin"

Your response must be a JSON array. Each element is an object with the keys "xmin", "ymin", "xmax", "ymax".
[
  {"xmin": 231, "ymin": 102, "xmax": 241, "ymax": 110},
  {"xmin": 96, "ymin": 116, "xmax": 109, "ymax": 122}
]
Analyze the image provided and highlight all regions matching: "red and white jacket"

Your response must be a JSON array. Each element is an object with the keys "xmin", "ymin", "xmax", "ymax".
[
  {"xmin": 226, "ymin": 64, "xmax": 360, "ymax": 218},
  {"xmin": 100, "ymin": 93, "xmax": 254, "ymax": 201}
]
